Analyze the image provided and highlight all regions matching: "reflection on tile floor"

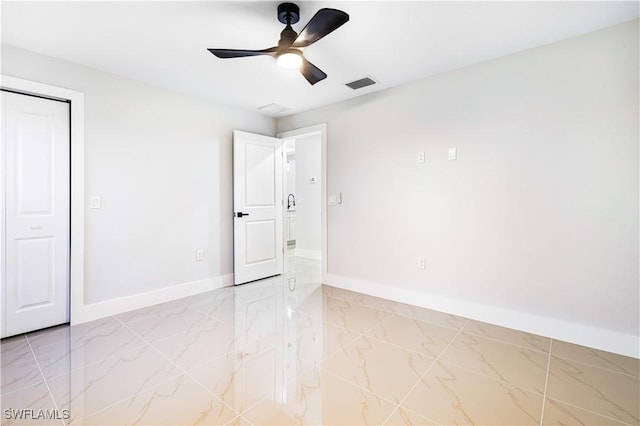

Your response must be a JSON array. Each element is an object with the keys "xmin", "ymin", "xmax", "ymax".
[{"xmin": 1, "ymin": 257, "xmax": 638, "ymax": 425}]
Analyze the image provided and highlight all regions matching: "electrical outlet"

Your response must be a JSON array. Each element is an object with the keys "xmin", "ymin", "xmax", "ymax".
[
  {"xmin": 196, "ymin": 250, "xmax": 204, "ymax": 261},
  {"xmin": 417, "ymin": 257, "xmax": 426, "ymax": 269},
  {"xmin": 90, "ymin": 196, "xmax": 101, "ymax": 209},
  {"xmin": 417, "ymin": 151, "xmax": 425, "ymax": 163},
  {"xmin": 448, "ymin": 147, "xmax": 457, "ymax": 160}
]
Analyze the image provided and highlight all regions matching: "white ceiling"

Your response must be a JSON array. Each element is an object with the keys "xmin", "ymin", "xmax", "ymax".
[{"xmin": 2, "ymin": 1, "xmax": 638, "ymax": 117}]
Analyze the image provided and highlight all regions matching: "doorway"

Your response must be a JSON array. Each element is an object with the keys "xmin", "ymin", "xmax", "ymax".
[{"xmin": 278, "ymin": 124, "xmax": 327, "ymax": 283}]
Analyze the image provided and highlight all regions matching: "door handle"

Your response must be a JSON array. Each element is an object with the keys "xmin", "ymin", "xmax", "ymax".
[
  {"xmin": 30, "ymin": 224, "xmax": 42, "ymax": 230},
  {"xmin": 235, "ymin": 212, "xmax": 250, "ymax": 218}
]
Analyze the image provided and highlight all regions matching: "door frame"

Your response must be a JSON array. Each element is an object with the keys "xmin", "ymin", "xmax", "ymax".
[
  {"xmin": 277, "ymin": 124, "xmax": 327, "ymax": 282},
  {"xmin": 0, "ymin": 75, "xmax": 85, "ymax": 331}
]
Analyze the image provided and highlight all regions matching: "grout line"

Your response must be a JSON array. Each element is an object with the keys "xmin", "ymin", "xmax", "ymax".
[
  {"xmin": 321, "ymin": 367, "xmax": 401, "ymax": 407},
  {"xmin": 63, "ymin": 315, "xmax": 179, "ymax": 424},
  {"xmin": 115, "ymin": 312, "xmax": 244, "ymax": 422},
  {"xmin": 543, "ymin": 396, "xmax": 635, "ymax": 426},
  {"xmin": 539, "ymin": 338, "xmax": 553, "ymax": 425},
  {"xmin": 318, "ymin": 308, "xmax": 396, "ymax": 362},
  {"xmin": 458, "ymin": 329, "xmax": 551, "ymax": 356},
  {"xmin": 113, "ymin": 316, "xmax": 190, "ymax": 375},
  {"xmin": 24, "ymin": 334, "xmax": 65, "ymax": 426},
  {"xmin": 431, "ymin": 357, "xmax": 546, "ymax": 397},
  {"xmin": 551, "ymin": 352, "xmax": 639, "ymax": 379},
  {"xmin": 382, "ymin": 405, "xmax": 401, "ymax": 426},
  {"xmin": 69, "ymin": 316, "xmax": 226, "ymax": 425},
  {"xmin": 380, "ymin": 318, "xmax": 470, "ymax": 425}
]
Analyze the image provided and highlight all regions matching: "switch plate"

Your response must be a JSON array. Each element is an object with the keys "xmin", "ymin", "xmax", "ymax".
[
  {"xmin": 196, "ymin": 250, "xmax": 204, "ymax": 261},
  {"xmin": 90, "ymin": 196, "xmax": 101, "ymax": 209},
  {"xmin": 417, "ymin": 257, "xmax": 426, "ymax": 269},
  {"xmin": 417, "ymin": 151, "xmax": 425, "ymax": 163},
  {"xmin": 448, "ymin": 148, "xmax": 457, "ymax": 160}
]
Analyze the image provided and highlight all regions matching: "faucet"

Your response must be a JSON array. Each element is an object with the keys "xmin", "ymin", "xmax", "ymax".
[{"xmin": 287, "ymin": 194, "xmax": 296, "ymax": 210}]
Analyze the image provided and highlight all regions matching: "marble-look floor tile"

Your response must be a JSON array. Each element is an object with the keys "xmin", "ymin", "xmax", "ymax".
[
  {"xmin": 439, "ymin": 331, "xmax": 548, "ymax": 393},
  {"xmin": 402, "ymin": 361, "xmax": 542, "ymax": 425},
  {"xmin": 122, "ymin": 308, "xmax": 212, "ymax": 343},
  {"xmin": 152, "ymin": 318, "xmax": 236, "ymax": 371},
  {"xmin": 323, "ymin": 297, "xmax": 392, "ymax": 333},
  {"xmin": 384, "ymin": 406, "xmax": 438, "ymax": 425},
  {"xmin": 189, "ymin": 348, "xmax": 286, "ymax": 415},
  {"xmin": 225, "ymin": 416, "xmax": 253, "ymax": 426},
  {"xmin": 463, "ymin": 320, "xmax": 550, "ymax": 352},
  {"xmin": 367, "ymin": 314, "xmax": 458, "ymax": 358},
  {"xmin": 322, "ymin": 286, "xmax": 407, "ymax": 315},
  {"xmin": 115, "ymin": 299, "xmax": 191, "ymax": 324},
  {"xmin": 242, "ymin": 367, "xmax": 397, "ymax": 425},
  {"xmin": 26, "ymin": 317, "xmax": 118, "ymax": 350},
  {"xmin": 292, "ymin": 287, "xmax": 324, "ymax": 320},
  {"xmin": 552, "ymin": 340, "xmax": 639, "ymax": 377},
  {"xmin": 322, "ymin": 335, "xmax": 433, "ymax": 404},
  {"xmin": 182, "ymin": 289, "xmax": 236, "ymax": 322},
  {"xmin": 297, "ymin": 321, "xmax": 361, "ymax": 365},
  {"xmin": 46, "ymin": 345, "xmax": 182, "ymax": 423},
  {"xmin": 0, "ymin": 382, "xmax": 61, "ymax": 426},
  {"xmin": 546, "ymin": 356, "xmax": 639, "ymax": 425},
  {"xmin": 1, "ymin": 351, "xmax": 42, "ymax": 395},
  {"xmin": 5, "ymin": 267, "xmax": 636, "ymax": 426},
  {"xmin": 321, "ymin": 286, "xmax": 365, "ymax": 303},
  {"xmin": 394, "ymin": 304, "xmax": 468, "ymax": 330},
  {"xmin": 77, "ymin": 374, "xmax": 238, "ymax": 425},
  {"xmin": 0, "ymin": 335, "xmax": 29, "ymax": 357},
  {"xmin": 31, "ymin": 322, "xmax": 145, "ymax": 379},
  {"xmin": 188, "ymin": 346, "xmax": 315, "ymax": 417},
  {"xmin": 542, "ymin": 398, "xmax": 626, "ymax": 425}
]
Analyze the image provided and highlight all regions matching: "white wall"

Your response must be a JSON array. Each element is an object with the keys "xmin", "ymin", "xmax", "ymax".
[
  {"xmin": 278, "ymin": 20, "xmax": 639, "ymax": 356},
  {"xmin": 1, "ymin": 45, "xmax": 275, "ymax": 311},
  {"xmin": 294, "ymin": 133, "xmax": 322, "ymax": 259}
]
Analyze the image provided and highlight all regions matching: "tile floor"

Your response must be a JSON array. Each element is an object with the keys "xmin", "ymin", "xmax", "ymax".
[{"xmin": 1, "ymin": 257, "xmax": 638, "ymax": 425}]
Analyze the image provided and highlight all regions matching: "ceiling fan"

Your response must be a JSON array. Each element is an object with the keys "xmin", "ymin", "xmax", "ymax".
[{"xmin": 208, "ymin": 3, "xmax": 349, "ymax": 85}]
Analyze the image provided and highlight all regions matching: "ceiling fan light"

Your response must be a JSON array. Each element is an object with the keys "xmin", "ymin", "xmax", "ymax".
[{"xmin": 277, "ymin": 50, "xmax": 303, "ymax": 69}]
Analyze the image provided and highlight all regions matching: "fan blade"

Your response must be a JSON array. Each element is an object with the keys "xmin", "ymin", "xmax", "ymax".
[
  {"xmin": 208, "ymin": 47, "xmax": 277, "ymax": 58},
  {"xmin": 292, "ymin": 8, "xmax": 349, "ymax": 48},
  {"xmin": 300, "ymin": 58, "xmax": 327, "ymax": 85}
]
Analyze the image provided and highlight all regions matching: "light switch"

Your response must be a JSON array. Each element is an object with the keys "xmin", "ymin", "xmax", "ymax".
[
  {"xmin": 90, "ymin": 196, "xmax": 101, "ymax": 209},
  {"xmin": 448, "ymin": 148, "xmax": 457, "ymax": 160},
  {"xmin": 417, "ymin": 151, "xmax": 425, "ymax": 163}
]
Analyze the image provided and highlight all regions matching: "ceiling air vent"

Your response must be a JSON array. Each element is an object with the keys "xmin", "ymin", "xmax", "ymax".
[
  {"xmin": 345, "ymin": 76, "xmax": 377, "ymax": 90},
  {"xmin": 257, "ymin": 103, "xmax": 290, "ymax": 114}
]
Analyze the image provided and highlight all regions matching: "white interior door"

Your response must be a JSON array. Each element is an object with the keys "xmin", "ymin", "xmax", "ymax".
[
  {"xmin": 1, "ymin": 91, "xmax": 70, "ymax": 337},
  {"xmin": 233, "ymin": 131, "xmax": 283, "ymax": 285}
]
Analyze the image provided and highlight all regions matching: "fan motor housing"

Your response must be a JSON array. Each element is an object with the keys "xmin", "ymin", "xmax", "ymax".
[{"xmin": 278, "ymin": 3, "xmax": 300, "ymax": 25}]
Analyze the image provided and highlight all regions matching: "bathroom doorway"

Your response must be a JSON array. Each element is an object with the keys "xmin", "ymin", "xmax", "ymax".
[{"xmin": 279, "ymin": 124, "xmax": 326, "ymax": 283}]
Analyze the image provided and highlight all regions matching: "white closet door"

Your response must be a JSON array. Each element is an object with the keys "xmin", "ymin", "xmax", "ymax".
[{"xmin": 2, "ymin": 91, "xmax": 70, "ymax": 337}]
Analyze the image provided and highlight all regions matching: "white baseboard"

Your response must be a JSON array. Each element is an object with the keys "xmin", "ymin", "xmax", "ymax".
[
  {"xmin": 71, "ymin": 274, "xmax": 233, "ymax": 325},
  {"xmin": 295, "ymin": 248, "xmax": 321, "ymax": 260},
  {"xmin": 324, "ymin": 273, "xmax": 640, "ymax": 359}
]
